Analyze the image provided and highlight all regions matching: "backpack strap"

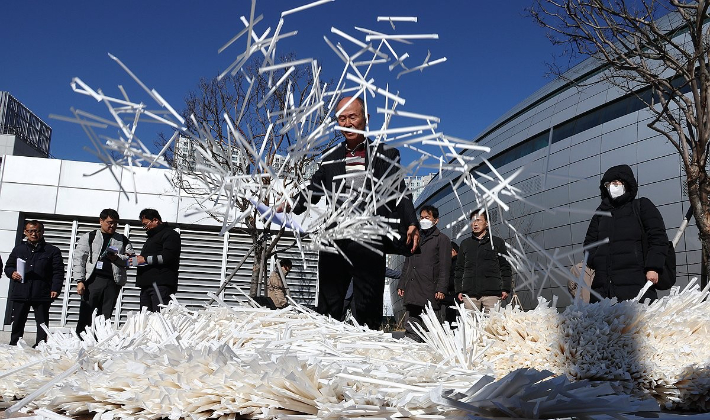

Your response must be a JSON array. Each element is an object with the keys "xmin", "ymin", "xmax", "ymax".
[{"xmin": 88, "ymin": 230, "xmax": 97, "ymax": 262}]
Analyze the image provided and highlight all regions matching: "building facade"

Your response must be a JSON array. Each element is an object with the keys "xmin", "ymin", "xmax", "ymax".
[
  {"xmin": 397, "ymin": 57, "xmax": 698, "ymax": 317},
  {"xmin": 0, "ymin": 156, "xmax": 318, "ymax": 333}
]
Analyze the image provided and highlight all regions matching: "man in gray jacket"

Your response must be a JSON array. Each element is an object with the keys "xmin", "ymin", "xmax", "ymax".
[{"xmin": 73, "ymin": 209, "xmax": 134, "ymax": 336}]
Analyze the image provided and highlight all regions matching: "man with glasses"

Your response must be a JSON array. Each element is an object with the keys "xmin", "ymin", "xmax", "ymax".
[
  {"xmin": 133, "ymin": 208, "xmax": 181, "ymax": 312},
  {"xmin": 4, "ymin": 220, "xmax": 64, "ymax": 346},
  {"xmin": 73, "ymin": 209, "xmax": 134, "ymax": 336},
  {"xmin": 290, "ymin": 96, "xmax": 420, "ymax": 330}
]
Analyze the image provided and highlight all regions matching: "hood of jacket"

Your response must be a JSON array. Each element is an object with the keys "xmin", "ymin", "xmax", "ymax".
[{"xmin": 599, "ymin": 164, "xmax": 638, "ymax": 209}]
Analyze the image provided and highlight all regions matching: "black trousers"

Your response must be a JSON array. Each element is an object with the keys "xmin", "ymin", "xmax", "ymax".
[
  {"xmin": 76, "ymin": 275, "xmax": 121, "ymax": 336},
  {"xmin": 317, "ymin": 240, "xmax": 385, "ymax": 330},
  {"xmin": 140, "ymin": 284, "xmax": 176, "ymax": 312},
  {"xmin": 403, "ymin": 304, "xmax": 425, "ymax": 342},
  {"xmin": 10, "ymin": 300, "xmax": 51, "ymax": 346}
]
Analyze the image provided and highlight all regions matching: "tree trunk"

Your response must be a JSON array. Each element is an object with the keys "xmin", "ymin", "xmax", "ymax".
[{"xmin": 249, "ymin": 240, "xmax": 264, "ymax": 297}]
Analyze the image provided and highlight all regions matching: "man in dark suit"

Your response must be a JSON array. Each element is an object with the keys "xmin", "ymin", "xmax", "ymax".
[
  {"xmin": 5, "ymin": 220, "xmax": 64, "ymax": 346},
  {"xmin": 292, "ymin": 96, "xmax": 420, "ymax": 330}
]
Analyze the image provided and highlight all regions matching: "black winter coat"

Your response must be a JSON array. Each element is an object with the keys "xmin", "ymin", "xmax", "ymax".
[
  {"xmin": 137, "ymin": 223, "xmax": 181, "ymax": 289},
  {"xmin": 397, "ymin": 227, "xmax": 452, "ymax": 309},
  {"xmin": 293, "ymin": 140, "xmax": 419, "ymax": 255},
  {"xmin": 4, "ymin": 240, "xmax": 64, "ymax": 302},
  {"xmin": 454, "ymin": 232, "xmax": 512, "ymax": 298},
  {"xmin": 584, "ymin": 164, "xmax": 667, "ymax": 302}
]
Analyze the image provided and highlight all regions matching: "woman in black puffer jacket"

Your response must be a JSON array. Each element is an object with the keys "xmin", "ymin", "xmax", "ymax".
[{"xmin": 584, "ymin": 164, "xmax": 668, "ymax": 302}]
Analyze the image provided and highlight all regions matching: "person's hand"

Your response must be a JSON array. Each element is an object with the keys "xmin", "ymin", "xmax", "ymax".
[
  {"xmin": 501, "ymin": 291, "xmax": 509, "ymax": 300},
  {"xmin": 11, "ymin": 272, "xmax": 22, "ymax": 281},
  {"xmin": 435, "ymin": 292, "xmax": 445, "ymax": 300},
  {"xmin": 646, "ymin": 270, "xmax": 659, "ymax": 284},
  {"xmin": 457, "ymin": 292, "xmax": 463, "ymax": 302},
  {"xmin": 50, "ymin": 291, "xmax": 58, "ymax": 299},
  {"xmin": 397, "ymin": 288, "xmax": 404, "ymax": 297},
  {"xmin": 106, "ymin": 252, "xmax": 118, "ymax": 262},
  {"xmin": 406, "ymin": 225, "xmax": 420, "ymax": 253},
  {"xmin": 77, "ymin": 282, "xmax": 85, "ymax": 295}
]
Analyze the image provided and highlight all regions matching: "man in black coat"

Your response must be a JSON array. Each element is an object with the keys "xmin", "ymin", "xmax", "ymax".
[
  {"xmin": 584, "ymin": 164, "xmax": 668, "ymax": 302},
  {"xmin": 397, "ymin": 205, "xmax": 451, "ymax": 341},
  {"xmin": 292, "ymin": 96, "xmax": 420, "ymax": 330},
  {"xmin": 4, "ymin": 220, "xmax": 64, "ymax": 346},
  {"xmin": 134, "ymin": 209, "xmax": 181, "ymax": 311},
  {"xmin": 454, "ymin": 210, "xmax": 512, "ymax": 312}
]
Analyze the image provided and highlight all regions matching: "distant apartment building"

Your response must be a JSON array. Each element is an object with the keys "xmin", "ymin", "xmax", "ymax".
[
  {"xmin": 0, "ymin": 92, "xmax": 51, "ymax": 158},
  {"xmin": 406, "ymin": 173, "xmax": 435, "ymax": 203}
]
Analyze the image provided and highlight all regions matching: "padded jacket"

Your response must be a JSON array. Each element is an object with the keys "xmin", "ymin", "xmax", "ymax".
[
  {"xmin": 454, "ymin": 232, "xmax": 512, "ymax": 298},
  {"xmin": 584, "ymin": 164, "xmax": 667, "ymax": 301},
  {"xmin": 4, "ymin": 240, "xmax": 64, "ymax": 302},
  {"xmin": 136, "ymin": 223, "xmax": 181, "ymax": 289}
]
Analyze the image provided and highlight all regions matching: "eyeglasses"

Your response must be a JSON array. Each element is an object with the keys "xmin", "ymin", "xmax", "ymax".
[
  {"xmin": 603, "ymin": 180, "xmax": 623, "ymax": 188},
  {"xmin": 103, "ymin": 221, "xmax": 118, "ymax": 226},
  {"xmin": 25, "ymin": 230, "xmax": 43, "ymax": 234}
]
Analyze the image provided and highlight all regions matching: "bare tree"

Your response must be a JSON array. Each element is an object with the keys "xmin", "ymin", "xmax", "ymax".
[
  {"xmin": 530, "ymin": 0, "xmax": 710, "ymax": 281},
  {"xmin": 162, "ymin": 56, "xmax": 336, "ymax": 297}
]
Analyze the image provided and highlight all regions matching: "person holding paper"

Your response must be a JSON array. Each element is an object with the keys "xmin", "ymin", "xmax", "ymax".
[
  {"xmin": 4, "ymin": 220, "xmax": 64, "ymax": 346},
  {"xmin": 73, "ymin": 209, "xmax": 134, "ymax": 336},
  {"xmin": 133, "ymin": 209, "xmax": 181, "ymax": 312}
]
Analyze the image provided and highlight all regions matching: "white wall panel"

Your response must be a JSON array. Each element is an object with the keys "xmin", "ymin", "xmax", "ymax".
[
  {"xmin": 58, "ymin": 160, "xmax": 123, "ymax": 190},
  {"xmin": 1, "ymin": 156, "xmax": 60, "ymax": 185},
  {"xmin": 0, "ymin": 184, "xmax": 57, "ymax": 213},
  {"xmin": 55, "ymin": 187, "xmax": 120, "ymax": 217}
]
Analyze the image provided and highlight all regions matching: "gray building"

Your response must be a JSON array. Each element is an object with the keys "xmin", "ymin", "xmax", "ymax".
[{"xmin": 396, "ymin": 57, "xmax": 697, "ymax": 316}]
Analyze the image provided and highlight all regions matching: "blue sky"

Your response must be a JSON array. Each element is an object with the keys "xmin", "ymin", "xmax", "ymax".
[{"xmin": 2, "ymin": 1, "xmax": 566, "ymax": 165}]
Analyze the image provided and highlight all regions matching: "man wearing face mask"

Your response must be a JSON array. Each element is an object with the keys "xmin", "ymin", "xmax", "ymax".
[
  {"xmin": 397, "ymin": 205, "xmax": 451, "ymax": 341},
  {"xmin": 584, "ymin": 164, "xmax": 668, "ymax": 302}
]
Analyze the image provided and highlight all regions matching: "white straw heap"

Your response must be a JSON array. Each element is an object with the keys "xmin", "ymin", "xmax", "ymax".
[{"xmin": 0, "ymin": 281, "xmax": 709, "ymax": 419}]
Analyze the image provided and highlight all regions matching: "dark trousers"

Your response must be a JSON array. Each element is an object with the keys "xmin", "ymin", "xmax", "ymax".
[
  {"xmin": 76, "ymin": 275, "xmax": 122, "ymax": 336},
  {"xmin": 10, "ymin": 300, "xmax": 51, "ymax": 346},
  {"xmin": 317, "ymin": 240, "xmax": 385, "ymax": 330},
  {"xmin": 140, "ymin": 284, "xmax": 176, "ymax": 312},
  {"xmin": 404, "ymin": 304, "xmax": 425, "ymax": 342}
]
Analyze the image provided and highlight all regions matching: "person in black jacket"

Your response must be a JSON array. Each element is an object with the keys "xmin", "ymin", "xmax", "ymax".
[
  {"xmin": 291, "ymin": 96, "xmax": 420, "ymax": 330},
  {"xmin": 397, "ymin": 205, "xmax": 452, "ymax": 341},
  {"xmin": 584, "ymin": 164, "xmax": 668, "ymax": 302},
  {"xmin": 4, "ymin": 220, "xmax": 64, "ymax": 346},
  {"xmin": 454, "ymin": 210, "xmax": 512, "ymax": 312},
  {"xmin": 134, "ymin": 209, "xmax": 181, "ymax": 311}
]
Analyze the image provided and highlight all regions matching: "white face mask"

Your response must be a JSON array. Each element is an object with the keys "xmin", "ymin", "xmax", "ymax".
[
  {"xmin": 419, "ymin": 219, "xmax": 434, "ymax": 230},
  {"xmin": 608, "ymin": 184, "xmax": 625, "ymax": 199}
]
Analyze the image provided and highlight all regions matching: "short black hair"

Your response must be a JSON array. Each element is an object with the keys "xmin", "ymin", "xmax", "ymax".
[
  {"xmin": 24, "ymin": 220, "xmax": 44, "ymax": 230},
  {"xmin": 280, "ymin": 258, "xmax": 293, "ymax": 269},
  {"xmin": 139, "ymin": 208, "xmax": 162, "ymax": 222},
  {"xmin": 470, "ymin": 209, "xmax": 487, "ymax": 221},
  {"xmin": 451, "ymin": 241, "xmax": 460, "ymax": 253},
  {"xmin": 100, "ymin": 208, "xmax": 120, "ymax": 220},
  {"xmin": 420, "ymin": 205, "xmax": 439, "ymax": 219}
]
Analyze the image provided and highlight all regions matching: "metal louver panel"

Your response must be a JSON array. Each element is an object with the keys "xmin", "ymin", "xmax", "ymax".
[{"xmin": 17, "ymin": 213, "xmax": 318, "ymax": 332}]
